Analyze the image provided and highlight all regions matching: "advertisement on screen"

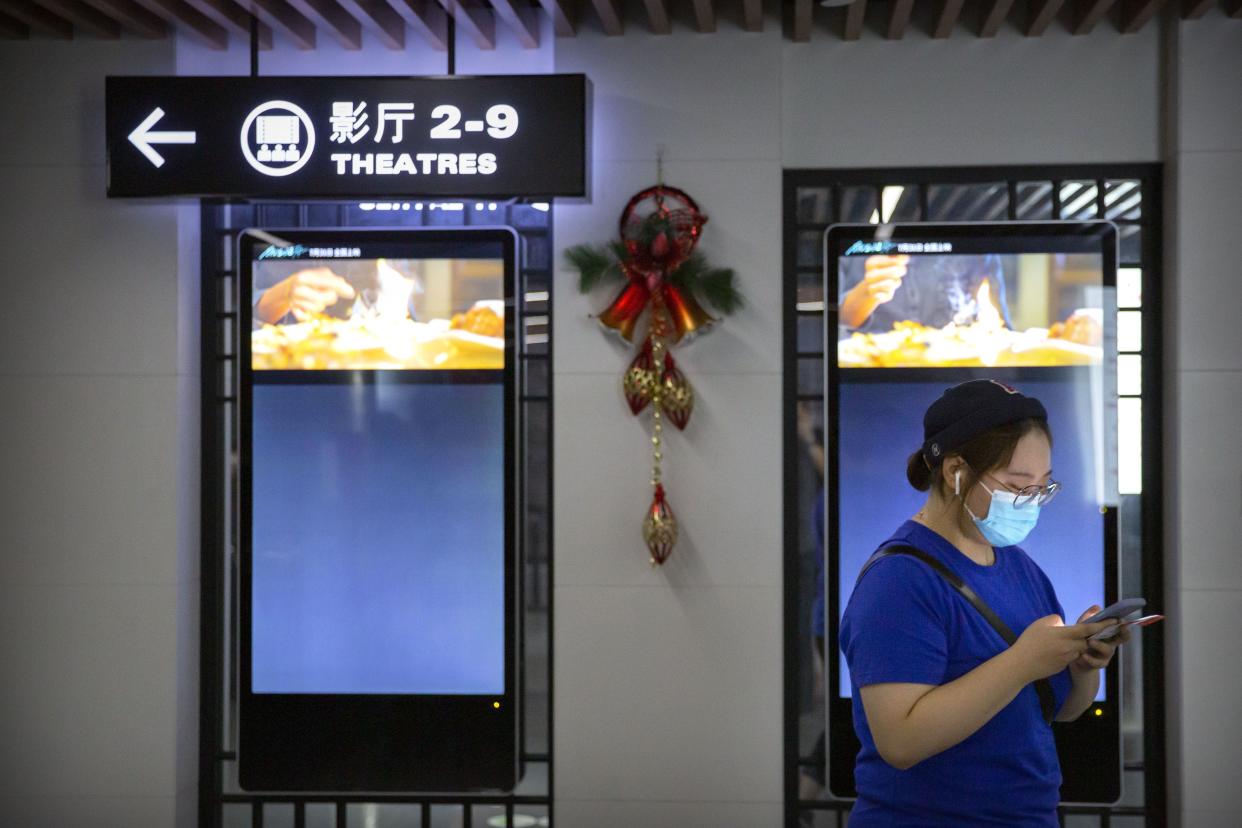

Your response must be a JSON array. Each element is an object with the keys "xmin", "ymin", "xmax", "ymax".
[
  {"xmin": 251, "ymin": 255, "xmax": 505, "ymax": 371},
  {"xmin": 238, "ymin": 228, "xmax": 517, "ymax": 791},
  {"xmin": 838, "ymin": 250, "xmax": 1105, "ymax": 369}
]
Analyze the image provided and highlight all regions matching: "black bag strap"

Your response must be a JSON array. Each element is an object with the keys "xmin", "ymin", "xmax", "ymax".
[{"xmin": 857, "ymin": 544, "xmax": 1056, "ymax": 725}]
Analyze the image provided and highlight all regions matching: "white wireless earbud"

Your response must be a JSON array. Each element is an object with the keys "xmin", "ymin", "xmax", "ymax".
[{"xmin": 954, "ymin": 469, "xmax": 961, "ymax": 497}]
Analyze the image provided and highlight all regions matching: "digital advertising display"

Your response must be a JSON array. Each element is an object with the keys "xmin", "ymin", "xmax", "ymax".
[
  {"xmin": 824, "ymin": 222, "xmax": 1122, "ymax": 804},
  {"xmin": 238, "ymin": 228, "xmax": 517, "ymax": 792}
]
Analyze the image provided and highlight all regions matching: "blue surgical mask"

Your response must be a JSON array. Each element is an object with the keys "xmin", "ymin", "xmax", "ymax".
[{"xmin": 965, "ymin": 480, "xmax": 1041, "ymax": 547}]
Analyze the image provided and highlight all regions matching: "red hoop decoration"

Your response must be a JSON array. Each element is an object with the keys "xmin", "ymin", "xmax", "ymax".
[{"xmin": 619, "ymin": 185, "xmax": 708, "ymax": 277}]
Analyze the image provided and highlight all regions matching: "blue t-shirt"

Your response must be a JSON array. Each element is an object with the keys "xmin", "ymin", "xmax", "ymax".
[{"xmin": 840, "ymin": 520, "xmax": 1072, "ymax": 827}]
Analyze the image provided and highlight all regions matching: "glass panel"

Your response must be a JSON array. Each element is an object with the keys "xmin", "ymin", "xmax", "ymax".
[
  {"xmin": 348, "ymin": 202, "xmax": 424, "ymax": 226},
  {"xmin": 305, "ymin": 804, "xmax": 337, "ymax": 828},
  {"xmin": 473, "ymin": 805, "xmax": 506, "ymax": 827},
  {"xmin": 509, "ymin": 202, "xmax": 550, "ymax": 228},
  {"xmin": 1118, "ymin": 310, "xmax": 1142, "ymax": 352},
  {"xmin": 1119, "ymin": 223, "xmax": 1142, "ymax": 265},
  {"xmin": 223, "ymin": 804, "xmax": 252, "ymax": 828},
  {"xmin": 797, "ymin": 281, "xmax": 826, "ymax": 309},
  {"xmin": 1118, "ymin": 267, "xmax": 1142, "ymax": 308},
  {"xmin": 1059, "ymin": 179, "xmax": 1099, "ymax": 219},
  {"xmin": 793, "ymin": 396, "xmax": 826, "ymax": 804},
  {"xmin": 430, "ymin": 805, "xmax": 463, "ymax": 828},
  {"xmin": 797, "ymin": 186, "xmax": 833, "ymax": 225},
  {"xmin": 1118, "ymin": 397, "xmax": 1143, "ymax": 495},
  {"xmin": 926, "ymin": 183, "xmax": 1007, "ymax": 221},
  {"xmin": 1104, "ymin": 179, "xmax": 1142, "ymax": 220},
  {"xmin": 799, "ymin": 262, "xmax": 824, "ymax": 298},
  {"xmin": 524, "ymin": 234, "xmax": 551, "ymax": 270},
  {"xmin": 348, "ymin": 803, "xmax": 423, "ymax": 827},
  {"xmin": 470, "ymin": 201, "xmax": 506, "ymax": 224},
  {"xmin": 1014, "ymin": 181, "xmax": 1054, "ymax": 219},
  {"xmin": 489, "ymin": 805, "xmax": 548, "ymax": 828},
  {"xmin": 838, "ymin": 185, "xmax": 878, "ymax": 223},
  {"xmin": 881, "ymin": 184, "xmax": 921, "ymax": 222},
  {"xmin": 798, "ymin": 357, "xmax": 824, "ymax": 396},
  {"xmin": 306, "ymin": 202, "xmax": 342, "ymax": 226},
  {"xmin": 798, "ymin": 313, "xmax": 825, "ymax": 354},
  {"xmin": 523, "ymin": 355, "xmax": 549, "ymax": 398},
  {"xmin": 258, "ymin": 203, "xmax": 299, "ymax": 225},
  {"xmin": 798, "ymin": 230, "xmax": 824, "ymax": 269},
  {"xmin": 263, "ymin": 803, "xmax": 296, "ymax": 828},
  {"xmin": 426, "ymin": 202, "xmax": 469, "ymax": 226},
  {"xmin": 522, "ymin": 286, "xmax": 549, "ymax": 316},
  {"xmin": 1118, "ymin": 353, "xmax": 1143, "ymax": 396},
  {"xmin": 513, "ymin": 758, "xmax": 550, "ymax": 796}
]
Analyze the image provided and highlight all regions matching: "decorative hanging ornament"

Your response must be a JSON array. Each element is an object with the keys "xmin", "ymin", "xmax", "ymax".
[
  {"xmin": 643, "ymin": 484, "xmax": 678, "ymax": 566},
  {"xmin": 566, "ymin": 182, "xmax": 744, "ymax": 566}
]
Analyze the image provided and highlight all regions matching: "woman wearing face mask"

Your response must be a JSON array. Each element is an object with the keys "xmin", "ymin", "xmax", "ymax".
[{"xmin": 840, "ymin": 379, "xmax": 1127, "ymax": 826}]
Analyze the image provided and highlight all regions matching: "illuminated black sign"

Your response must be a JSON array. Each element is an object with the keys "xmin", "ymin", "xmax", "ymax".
[{"xmin": 105, "ymin": 75, "xmax": 589, "ymax": 199}]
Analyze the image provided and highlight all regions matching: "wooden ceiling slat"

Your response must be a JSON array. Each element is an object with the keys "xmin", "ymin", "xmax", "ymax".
[
  {"xmin": 742, "ymin": 0, "xmax": 760, "ymax": 31},
  {"xmin": 488, "ymin": 0, "xmax": 538, "ymax": 47},
  {"xmin": 589, "ymin": 0, "xmax": 620, "ymax": 34},
  {"xmin": 932, "ymin": 0, "xmax": 964, "ymax": 37},
  {"xmin": 336, "ymin": 0, "xmax": 403, "ymax": 48},
  {"xmin": 0, "ymin": 0, "xmax": 71, "ymax": 34},
  {"xmin": 690, "ymin": 0, "xmax": 713, "ymax": 32},
  {"xmin": 285, "ymin": 0, "xmax": 360, "ymax": 47},
  {"xmin": 642, "ymin": 0, "xmax": 669, "ymax": 33},
  {"xmin": 0, "ymin": 7, "xmax": 30, "ymax": 33},
  {"xmin": 237, "ymin": 0, "xmax": 315, "ymax": 48},
  {"xmin": 382, "ymin": 0, "xmax": 446, "ymax": 49},
  {"xmin": 130, "ymin": 0, "xmax": 228, "ymax": 46},
  {"xmin": 434, "ymin": 0, "xmax": 495, "ymax": 49},
  {"xmin": 182, "ymin": 0, "xmax": 270, "ymax": 46},
  {"xmin": 1119, "ymin": 0, "xmax": 1164, "ymax": 30},
  {"xmin": 1180, "ymin": 0, "xmax": 1213, "ymax": 15},
  {"xmin": 77, "ymin": 0, "xmax": 166, "ymax": 36},
  {"xmin": 978, "ymin": 0, "xmax": 1015, "ymax": 36},
  {"xmin": 1073, "ymin": 0, "xmax": 1115, "ymax": 33},
  {"xmin": 536, "ymin": 0, "xmax": 573, "ymax": 35},
  {"xmin": 792, "ymin": 0, "xmax": 809, "ymax": 41},
  {"xmin": 842, "ymin": 0, "xmax": 865, "ymax": 40},
  {"xmin": 1026, "ymin": 0, "xmax": 1065, "ymax": 35},
  {"xmin": 887, "ymin": 0, "xmax": 912, "ymax": 38},
  {"xmin": 33, "ymin": 0, "xmax": 121, "ymax": 36}
]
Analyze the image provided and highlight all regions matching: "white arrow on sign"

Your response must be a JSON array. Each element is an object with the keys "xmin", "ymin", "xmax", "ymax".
[{"xmin": 128, "ymin": 107, "xmax": 197, "ymax": 169}]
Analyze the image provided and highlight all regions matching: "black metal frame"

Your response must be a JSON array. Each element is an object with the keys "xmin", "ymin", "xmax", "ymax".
[
  {"xmin": 200, "ymin": 199, "xmax": 555, "ymax": 827},
  {"xmin": 782, "ymin": 165, "xmax": 1165, "ymax": 827}
]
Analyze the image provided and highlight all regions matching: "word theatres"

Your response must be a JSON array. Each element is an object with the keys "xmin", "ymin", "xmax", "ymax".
[{"xmin": 331, "ymin": 152, "xmax": 498, "ymax": 177}]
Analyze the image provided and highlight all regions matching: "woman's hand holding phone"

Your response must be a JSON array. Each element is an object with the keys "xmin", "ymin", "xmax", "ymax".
[
  {"xmin": 1011, "ymin": 614, "xmax": 1119, "ymax": 682},
  {"xmin": 1069, "ymin": 605, "xmax": 1130, "ymax": 673}
]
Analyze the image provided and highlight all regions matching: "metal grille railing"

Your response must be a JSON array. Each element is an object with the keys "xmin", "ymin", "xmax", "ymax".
[
  {"xmin": 781, "ymin": 166, "xmax": 1165, "ymax": 828},
  {"xmin": 199, "ymin": 199, "xmax": 554, "ymax": 828}
]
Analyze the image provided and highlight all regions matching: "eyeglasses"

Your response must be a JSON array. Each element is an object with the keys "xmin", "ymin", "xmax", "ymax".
[{"xmin": 974, "ymin": 468, "xmax": 1062, "ymax": 509}]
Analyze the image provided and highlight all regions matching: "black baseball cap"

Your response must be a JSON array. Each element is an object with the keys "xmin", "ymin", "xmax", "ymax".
[{"xmin": 921, "ymin": 380, "xmax": 1047, "ymax": 467}]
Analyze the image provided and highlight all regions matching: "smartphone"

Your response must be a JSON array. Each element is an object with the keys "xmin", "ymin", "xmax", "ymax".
[
  {"xmin": 1089, "ymin": 614, "xmax": 1165, "ymax": 642},
  {"xmin": 1083, "ymin": 597, "xmax": 1146, "ymax": 624}
]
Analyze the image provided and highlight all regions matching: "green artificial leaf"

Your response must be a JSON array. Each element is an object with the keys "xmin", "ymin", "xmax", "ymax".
[
  {"xmin": 665, "ymin": 252, "xmax": 743, "ymax": 316},
  {"xmin": 565, "ymin": 244, "xmax": 623, "ymax": 293},
  {"xmin": 697, "ymin": 266, "xmax": 744, "ymax": 315}
]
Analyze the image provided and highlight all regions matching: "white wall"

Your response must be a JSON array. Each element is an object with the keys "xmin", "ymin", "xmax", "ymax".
[
  {"xmin": 552, "ymin": 23, "xmax": 787, "ymax": 827},
  {"xmin": 552, "ymin": 15, "xmax": 1166, "ymax": 827},
  {"xmin": 1166, "ymin": 8, "xmax": 1242, "ymax": 827},
  {"xmin": 0, "ymin": 37, "xmax": 197, "ymax": 828},
  {"xmin": 0, "ymin": 8, "xmax": 1236, "ymax": 827}
]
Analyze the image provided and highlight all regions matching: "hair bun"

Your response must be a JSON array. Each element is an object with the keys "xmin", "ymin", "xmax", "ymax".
[{"xmin": 906, "ymin": 449, "xmax": 932, "ymax": 491}]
